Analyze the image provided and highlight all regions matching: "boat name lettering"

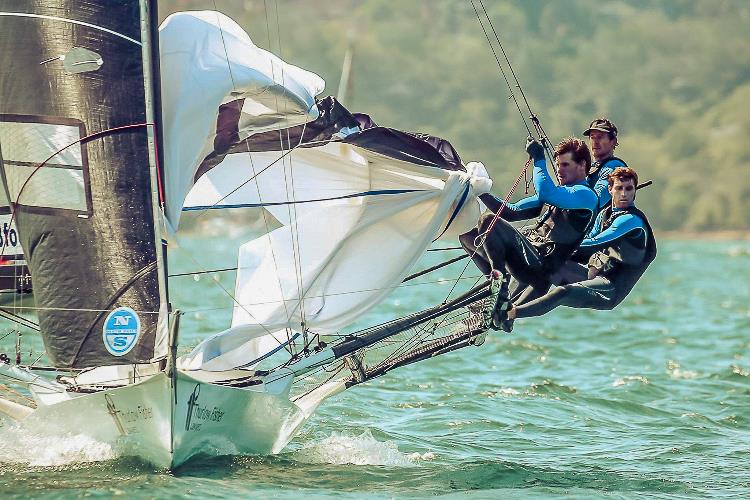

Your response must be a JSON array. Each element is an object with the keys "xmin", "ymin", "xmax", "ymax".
[
  {"xmin": 1, "ymin": 223, "xmax": 19, "ymax": 248},
  {"xmin": 121, "ymin": 405, "xmax": 153, "ymax": 423},
  {"xmin": 191, "ymin": 403, "xmax": 225, "ymax": 423}
]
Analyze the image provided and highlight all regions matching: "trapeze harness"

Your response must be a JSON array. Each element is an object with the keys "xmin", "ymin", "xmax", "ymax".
[
  {"xmin": 586, "ymin": 205, "xmax": 657, "ymax": 304},
  {"xmin": 587, "ymin": 156, "xmax": 628, "ymax": 210}
]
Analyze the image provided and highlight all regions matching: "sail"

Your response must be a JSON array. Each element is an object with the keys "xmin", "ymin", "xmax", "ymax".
[
  {"xmin": 158, "ymin": 11, "xmax": 325, "ymax": 232},
  {"xmin": 178, "ymin": 98, "xmax": 485, "ymax": 370},
  {"xmin": 0, "ymin": 1, "xmax": 167, "ymax": 368}
]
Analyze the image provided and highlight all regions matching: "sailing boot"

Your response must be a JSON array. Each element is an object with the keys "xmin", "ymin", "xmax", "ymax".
[{"xmin": 490, "ymin": 272, "xmax": 511, "ymax": 331}]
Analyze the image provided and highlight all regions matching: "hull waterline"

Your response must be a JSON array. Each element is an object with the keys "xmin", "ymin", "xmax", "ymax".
[{"xmin": 16, "ymin": 371, "xmax": 315, "ymax": 468}]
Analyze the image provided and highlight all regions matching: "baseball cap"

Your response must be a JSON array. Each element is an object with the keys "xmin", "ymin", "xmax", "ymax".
[{"xmin": 583, "ymin": 118, "xmax": 618, "ymax": 137}]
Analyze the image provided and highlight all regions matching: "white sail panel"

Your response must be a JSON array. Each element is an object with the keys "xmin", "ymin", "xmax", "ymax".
[
  {"xmin": 180, "ymin": 143, "xmax": 483, "ymax": 371},
  {"xmin": 0, "ymin": 120, "xmax": 87, "ymax": 212},
  {"xmin": 159, "ymin": 11, "xmax": 325, "ymax": 231}
]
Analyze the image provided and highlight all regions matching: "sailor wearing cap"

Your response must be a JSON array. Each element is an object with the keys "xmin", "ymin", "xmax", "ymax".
[{"xmin": 583, "ymin": 117, "xmax": 628, "ymax": 210}]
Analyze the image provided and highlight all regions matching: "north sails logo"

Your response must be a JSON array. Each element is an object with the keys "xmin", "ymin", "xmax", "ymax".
[{"xmin": 102, "ymin": 307, "xmax": 140, "ymax": 356}]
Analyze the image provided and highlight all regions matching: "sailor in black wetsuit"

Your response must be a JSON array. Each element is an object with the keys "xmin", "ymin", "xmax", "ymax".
[
  {"xmin": 546, "ymin": 117, "xmax": 627, "ymax": 287},
  {"xmin": 502, "ymin": 167, "xmax": 657, "ymax": 328},
  {"xmin": 459, "ymin": 137, "xmax": 598, "ymax": 328}
]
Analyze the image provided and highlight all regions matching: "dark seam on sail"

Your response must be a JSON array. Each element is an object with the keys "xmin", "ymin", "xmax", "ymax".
[
  {"xmin": 237, "ymin": 332, "xmax": 301, "ymax": 368},
  {"xmin": 182, "ymin": 188, "xmax": 426, "ymax": 211},
  {"xmin": 192, "ymin": 96, "xmax": 466, "ymax": 186},
  {"xmin": 432, "ymin": 183, "xmax": 470, "ymax": 241},
  {"xmin": 3, "ymin": 160, "xmax": 83, "ymax": 171},
  {"xmin": 69, "ymin": 260, "xmax": 159, "ymax": 365}
]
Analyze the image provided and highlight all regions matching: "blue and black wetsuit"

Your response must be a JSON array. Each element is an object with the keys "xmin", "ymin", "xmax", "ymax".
[
  {"xmin": 513, "ymin": 204, "xmax": 657, "ymax": 318},
  {"xmin": 587, "ymin": 156, "xmax": 627, "ymax": 210},
  {"xmin": 460, "ymin": 158, "xmax": 598, "ymax": 291}
]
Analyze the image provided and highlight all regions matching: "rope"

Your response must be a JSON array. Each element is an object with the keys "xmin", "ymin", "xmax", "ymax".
[
  {"xmin": 472, "ymin": 0, "xmax": 555, "ymax": 163},
  {"xmin": 477, "ymin": 158, "xmax": 532, "ymax": 246},
  {"xmin": 440, "ymin": 158, "xmax": 531, "ymax": 304}
]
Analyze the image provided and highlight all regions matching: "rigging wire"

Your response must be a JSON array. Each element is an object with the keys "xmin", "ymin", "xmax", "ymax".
[
  {"xmin": 266, "ymin": 0, "xmax": 308, "ymax": 349},
  {"xmin": 469, "ymin": 0, "xmax": 532, "ymax": 140},
  {"xmin": 470, "ymin": 0, "xmax": 555, "ymax": 162},
  {"xmin": 160, "ymin": 274, "xmax": 488, "ymax": 317},
  {"xmin": 265, "ymin": 0, "xmax": 306, "ymax": 355}
]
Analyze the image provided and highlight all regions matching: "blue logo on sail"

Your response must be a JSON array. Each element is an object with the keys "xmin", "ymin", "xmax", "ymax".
[{"xmin": 102, "ymin": 307, "xmax": 141, "ymax": 356}]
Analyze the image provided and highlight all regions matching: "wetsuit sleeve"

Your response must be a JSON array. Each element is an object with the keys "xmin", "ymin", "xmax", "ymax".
[
  {"xmin": 579, "ymin": 214, "xmax": 645, "ymax": 249},
  {"xmin": 592, "ymin": 166, "xmax": 614, "ymax": 209},
  {"xmin": 478, "ymin": 193, "xmax": 542, "ymax": 221},
  {"xmin": 533, "ymin": 159, "xmax": 598, "ymax": 211}
]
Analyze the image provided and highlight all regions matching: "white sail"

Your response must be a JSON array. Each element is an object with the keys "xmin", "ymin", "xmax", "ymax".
[
  {"xmin": 179, "ymin": 141, "xmax": 483, "ymax": 371},
  {"xmin": 159, "ymin": 11, "xmax": 325, "ymax": 231}
]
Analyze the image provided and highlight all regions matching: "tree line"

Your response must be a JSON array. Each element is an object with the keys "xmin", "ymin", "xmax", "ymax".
[{"xmin": 162, "ymin": 0, "xmax": 750, "ymax": 231}]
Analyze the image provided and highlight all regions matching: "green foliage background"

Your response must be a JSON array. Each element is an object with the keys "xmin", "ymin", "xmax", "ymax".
[{"xmin": 161, "ymin": 0, "xmax": 750, "ymax": 231}]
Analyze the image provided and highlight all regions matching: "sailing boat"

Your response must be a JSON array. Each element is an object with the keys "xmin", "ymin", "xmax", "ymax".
[{"xmin": 0, "ymin": 4, "xmax": 497, "ymax": 468}]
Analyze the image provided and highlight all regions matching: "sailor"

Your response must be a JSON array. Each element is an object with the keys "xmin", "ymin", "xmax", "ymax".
[
  {"xmin": 543, "ymin": 117, "xmax": 629, "ymax": 287},
  {"xmin": 498, "ymin": 167, "xmax": 657, "ymax": 331},
  {"xmin": 459, "ymin": 137, "xmax": 598, "ymax": 327},
  {"xmin": 583, "ymin": 117, "xmax": 627, "ymax": 210}
]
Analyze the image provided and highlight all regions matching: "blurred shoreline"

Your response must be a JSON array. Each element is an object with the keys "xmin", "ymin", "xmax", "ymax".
[{"xmin": 657, "ymin": 230, "xmax": 750, "ymax": 240}]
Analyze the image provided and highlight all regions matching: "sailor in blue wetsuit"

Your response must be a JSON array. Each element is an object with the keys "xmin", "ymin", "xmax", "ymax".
[
  {"xmin": 546, "ymin": 117, "xmax": 628, "ymax": 287},
  {"xmin": 583, "ymin": 117, "xmax": 627, "ymax": 210},
  {"xmin": 501, "ymin": 167, "xmax": 657, "ymax": 329},
  {"xmin": 459, "ymin": 137, "xmax": 598, "ymax": 327}
]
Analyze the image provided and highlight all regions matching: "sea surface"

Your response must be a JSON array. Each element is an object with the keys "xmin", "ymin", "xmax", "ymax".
[{"xmin": 1, "ymin": 237, "xmax": 750, "ymax": 498}]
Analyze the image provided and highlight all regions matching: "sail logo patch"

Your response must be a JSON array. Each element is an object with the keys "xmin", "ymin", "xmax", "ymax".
[{"xmin": 102, "ymin": 307, "xmax": 141, "ymax": 356}]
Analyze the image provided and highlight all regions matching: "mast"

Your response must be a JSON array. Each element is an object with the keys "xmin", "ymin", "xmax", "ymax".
[{"xmin": 140, "ymin": 0, "xmax": 171, "ymax": 356}]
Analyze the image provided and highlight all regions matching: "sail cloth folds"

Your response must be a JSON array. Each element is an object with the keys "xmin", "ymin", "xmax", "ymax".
[
  {"xmin": 160, "ymin": 10, "xmax": 485, "ymax": 371},
  {"xmin": 159, "ymin": 11, "xmax": 325, "ymax": 232},
  {"xmin": 179, "ymin": 128, "xmax": 484, "ymax": 372}
]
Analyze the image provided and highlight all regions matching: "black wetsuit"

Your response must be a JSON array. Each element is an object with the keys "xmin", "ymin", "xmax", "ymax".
[
  {"xmin": 587, "ymin": 156, "xmax": 628, "ymax": 211},
  {"xmin": 513, "ymin": 204, "xmax": 657, "ymax": 318},
  {"xmin": 459, "ymin": 158, "xmax": 597, "ymax": 293}
]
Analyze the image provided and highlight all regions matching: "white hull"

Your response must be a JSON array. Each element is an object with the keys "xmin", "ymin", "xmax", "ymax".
[{"xmin": 10, "ymin": 370, "xmax": 328, "ymax": 468}]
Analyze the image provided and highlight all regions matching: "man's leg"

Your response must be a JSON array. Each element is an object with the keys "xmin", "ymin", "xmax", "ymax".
[
  {"xmin": 511, "ymin": 276, "xmax": 617, "ymax": 319},
  {"xmin": 549, "ymin": 261, "xmax": 588, "ymax": 286},
  {"xmin": 476, "ymin": 217, "xmax": 547, "ymax": 330},
  {"xmin": 459, "ymin": 228, "xmax": 493, "ymax": 276},
  {"xmin": 477, "ymin": 216, "xmax": 543, "ymax": 273}
]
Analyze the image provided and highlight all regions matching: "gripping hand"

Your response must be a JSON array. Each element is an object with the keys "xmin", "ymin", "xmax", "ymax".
[
  {"xmin": 525, "ymin": 137, "xmax": 545, "ymax": 162},
  {"xmin": 466, "ymin": 161, "xmax": 493, "ymax": 195}
]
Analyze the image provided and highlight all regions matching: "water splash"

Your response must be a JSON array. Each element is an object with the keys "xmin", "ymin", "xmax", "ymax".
[
  {"xmin": 293, "ymin": 430, "xmax": 419, "ymax": 466},
  {"xmin": 613, "ymin": 375, "xmax": 650, "ymax": 387},
  {"xmin": 0, "ymin": 419, "xmax": 116, "ymax": 466}
]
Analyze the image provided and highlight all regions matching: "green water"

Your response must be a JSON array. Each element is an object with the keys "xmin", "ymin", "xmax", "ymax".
[{"xmin": 1, "ymin": 239, "xmax": 749, "ymax": 498}]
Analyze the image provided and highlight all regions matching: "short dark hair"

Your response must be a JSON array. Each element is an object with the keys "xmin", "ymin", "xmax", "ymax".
[
  {"xmin": 608, "ymin": 166, "xmax": 638, "ymax": 187},
  {"xmin": 553, "ymin": 137, "xmax": 591, "ymax": 169}
]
